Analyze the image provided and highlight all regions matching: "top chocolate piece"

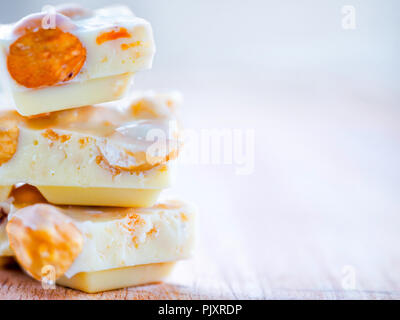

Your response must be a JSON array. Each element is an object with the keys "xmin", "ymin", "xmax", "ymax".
[{"xmin": 0, "ymin": 4, "xmax": 155, "ymax": 116}]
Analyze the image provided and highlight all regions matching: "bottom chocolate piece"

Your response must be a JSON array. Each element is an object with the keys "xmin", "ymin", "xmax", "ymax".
[{"xmin": 0, "ymin": 184, "xmax": 196, "ymax": 293}]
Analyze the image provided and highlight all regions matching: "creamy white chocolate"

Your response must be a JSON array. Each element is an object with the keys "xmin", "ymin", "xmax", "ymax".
[
  {"xmin": 1, "ymin": 185, "xmax": 196, "ymax": 280},
  {"xmin": 0, "ymin": 5, "xmax": 155, "ymax": 116},
  {"xmin": 7, "ymin": 202, "xmax": 84, "ymax": 281},
  {"xmin": 0, "ymin": 92, "xmax": 181, "ymax": 207},
  {"xmin": 58, "ymin": 262, "xmax": 175, "ymax": 293}
]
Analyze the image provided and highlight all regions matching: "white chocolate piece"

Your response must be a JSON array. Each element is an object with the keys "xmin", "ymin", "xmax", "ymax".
[
  {"xmin": 57, "ymin": 262, "xmax": 175, "ymax": 293},
  {"xmin": 1, "ymin": 185, "xmax": 196, "ymax": 280},
  {"xmin": 63, "ymin": 200, "xmax": 195, "ymax": 278},
  {"xmin": 7, "ymin": 203, "xmax": 84, "ymax": 281},
  {"xmin": 0, "ymin": 92, "xmax": 180, "ymax": 207},
  {"xmin": 0, "ymin": 5, "xmax": 155, "ymax": 116}
]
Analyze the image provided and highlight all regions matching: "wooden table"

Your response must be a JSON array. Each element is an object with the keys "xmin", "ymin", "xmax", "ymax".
[{"xmin": 1, "ymin": 70, "xmax": 400, "ymax": 300}]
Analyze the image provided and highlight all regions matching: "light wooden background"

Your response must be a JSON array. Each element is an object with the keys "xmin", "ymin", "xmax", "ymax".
[{"xmin": 1, "ymin": 69, "xmax": 400, "ymax": 299}]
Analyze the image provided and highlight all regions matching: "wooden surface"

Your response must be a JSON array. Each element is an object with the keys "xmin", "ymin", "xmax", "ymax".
[{"xmin": 1, "ymin": 70, "xmax": 400, "ymax": 300}]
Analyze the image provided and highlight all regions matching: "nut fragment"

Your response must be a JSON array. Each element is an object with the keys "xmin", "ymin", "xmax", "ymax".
[
  {"xmin": 97, "ymin": 141, "xmax": 179, "ymax": 174},
  {"xmin": 0, "ymin": 121, "xmax": 19, "ymax": 166},
  {"xmin": 41, "ymin": 129, "xmax": 71, "ymax": 143},
  {"xmin": 6, "ymin": 204, "xmax": 83, "ymax": 281},
  {"xmin": 7, "ymin": 27, "xmax": 86, "ymax": 88},
  {"xmin": 10, "ymin": 184, "xmax": 47, "ymax": 205}
]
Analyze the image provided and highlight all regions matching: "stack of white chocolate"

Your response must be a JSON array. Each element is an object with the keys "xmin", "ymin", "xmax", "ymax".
[{"xmin": 0, "ymin": 4, "xmax": 195, "ymax": 293}]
